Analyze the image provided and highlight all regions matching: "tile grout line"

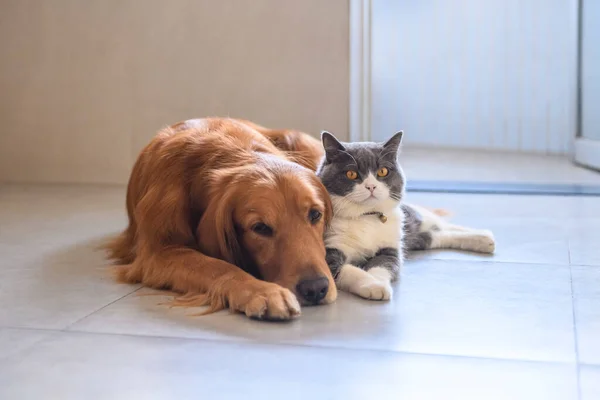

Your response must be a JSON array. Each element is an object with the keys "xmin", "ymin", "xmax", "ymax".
[
  {"xmin": 570, "ymin": 263, "xmax": 600, "ymax": 268},
  {"xmin": 567, "ymin": 230, "xmax": 581, "ymax": 400},
  {"xmin": 569, "ymin": 263, "xmax": 583, "ymax": 400},
  {"xmin": 568, "ymin": 237, "xmax": 573, "ymax": 265},
  {"xmin": 62, "ymin": 286, "xmax": 143, "ymax": 331}
]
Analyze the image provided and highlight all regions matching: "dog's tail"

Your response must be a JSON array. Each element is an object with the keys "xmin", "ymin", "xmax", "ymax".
[{"xmin": 102, "ymin": 225, "xmax": 137, "ymax": 265}]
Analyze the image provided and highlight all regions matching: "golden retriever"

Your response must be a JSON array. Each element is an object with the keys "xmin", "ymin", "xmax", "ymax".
[{"xmin": 106, "ymin": 117, "xmax": 335, "ymax": 320}]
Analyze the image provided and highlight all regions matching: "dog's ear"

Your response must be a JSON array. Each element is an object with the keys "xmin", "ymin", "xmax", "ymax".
[
  {"xmin": 321, "ymin": 131, "xmax": 346, "ymax": 163},
  {"xmin": 311, "ymin": 175, "xmax": 334, "ymax": 227},
  {"xmin": 133, "ymin": 149, "xmax": 194, "ymax": 250},
  {"xmin": 267, "ymin": 129, "xmax": 295, "ymax": 151},
  {"xmin": 196, "ymin": 176, "xmax": 243, "ymax": 267}
]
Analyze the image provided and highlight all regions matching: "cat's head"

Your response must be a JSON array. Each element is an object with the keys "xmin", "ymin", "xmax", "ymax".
[{"xmin": 316, "ymin": 131, "xmax": 405, "ymax": 216}]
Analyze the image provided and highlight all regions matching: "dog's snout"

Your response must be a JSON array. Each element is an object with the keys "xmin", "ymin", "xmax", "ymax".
[{"xmin": 296, "ymin": 276, "xmax": 329, "ymax": 304}]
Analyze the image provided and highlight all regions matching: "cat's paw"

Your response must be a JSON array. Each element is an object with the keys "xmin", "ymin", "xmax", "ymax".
[
  {"xmin": 474, "ymin": 230, "xmax": 495, "ymax": 254},
  {"xmin": 355, "ymin": 280, "xmax": 392, "ymax": 301}
]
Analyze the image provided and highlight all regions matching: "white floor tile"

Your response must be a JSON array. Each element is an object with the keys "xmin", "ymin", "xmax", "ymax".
[
  {"xmin": 572, "ymin": 266, "xmax": 600, "ymax": 364},
  {"xmin": 568, "ymin": 219, "xmax": 600, "ymax": 266},
  {"xmin": 0, "ymin": 331, "xmax": 579, "ymax": 400},
  {"xmin": 0, "ymin": 328, "xmax": 53, "ymax": 360},
  {"xmin": 580, "ymin": 365, "xmax": 600, "ymax": 400},
  {"xmin": 0, "ymin": 185, "xmax": 138, "ymax": 329},
  {"xmin": 71, "ymin": 260, "xmax": 576, "ymax": 363},
  {"xmin": 408, "ymin": 216, "xmax": 570, "ymax": 265}
]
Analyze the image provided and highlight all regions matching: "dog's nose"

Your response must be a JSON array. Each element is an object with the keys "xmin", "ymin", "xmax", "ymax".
[
  {"xmin": 365, "ymin": 183, "xmax": 376, "ymax": 192},
  {"xmin": 296, "ymin": 277, "xmax": 329, "ymax": 304}
]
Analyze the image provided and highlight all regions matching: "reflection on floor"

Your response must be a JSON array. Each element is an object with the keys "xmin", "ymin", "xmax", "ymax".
[{"xmin": 0, "ymin": 184, "xmax": 599, "ymax": 400}]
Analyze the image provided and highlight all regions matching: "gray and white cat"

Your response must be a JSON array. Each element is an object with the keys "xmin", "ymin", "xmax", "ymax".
[{"xmin": 317, "ymin": 131, "xmax": 496, "ymax": 301}]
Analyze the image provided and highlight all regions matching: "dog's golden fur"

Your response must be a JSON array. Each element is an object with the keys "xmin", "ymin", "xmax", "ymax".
[{"xmin": 106, "ymin": 118, "xmax": 336, "ymax": 320}]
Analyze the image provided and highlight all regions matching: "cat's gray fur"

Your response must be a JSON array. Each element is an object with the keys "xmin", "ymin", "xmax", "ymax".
[{"xmin": 318, "ymin": 137, "xmax": 405, "ymax": 200}]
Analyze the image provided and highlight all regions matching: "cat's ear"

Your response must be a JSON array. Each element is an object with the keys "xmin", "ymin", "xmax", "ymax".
[
  {"xmin": 321, "ymin": 131, "xmax": 346, "ymax": 162},
  {"xmin": 383, "ymin": 131, "xmax": 403, "ymax": 153}
]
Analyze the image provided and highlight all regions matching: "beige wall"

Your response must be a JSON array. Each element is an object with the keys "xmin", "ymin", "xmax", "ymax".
[{"xmin": 0, "ymin": 0, "xmax": 349, "ymax": 184}]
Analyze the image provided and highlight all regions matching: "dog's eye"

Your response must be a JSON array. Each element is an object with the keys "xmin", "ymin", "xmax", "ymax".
[
  {"xmin": 251, "ymin": 223, "xmax": 273, "ymax": 237},
  {"xmin": 308, "ymin": 209, "xmax": 322, "ymax": 224}
]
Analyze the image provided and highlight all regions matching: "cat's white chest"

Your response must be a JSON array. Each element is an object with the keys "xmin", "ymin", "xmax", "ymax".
[{"xmin": 325, "ymin": 208, "xmax": 403, "ymax": 262}]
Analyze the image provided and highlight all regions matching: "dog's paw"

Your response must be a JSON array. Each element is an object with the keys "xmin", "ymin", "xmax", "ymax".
[
  {"xmin": 236, "ymin": 283, "xmax": 301, "ymax": 321},
  {"xmin": 355, "ymin": 280, "xmax": 392, "ymax": 301}
]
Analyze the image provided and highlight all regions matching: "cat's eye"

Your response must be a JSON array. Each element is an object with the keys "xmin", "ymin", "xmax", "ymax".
[
  {"xmin": 346, "ymin": 170, "xmax": 358, "ymax": 180},
  {"xmin": 308, "ymin": 209, "xmax": 322, "ymax": 224},
  {"xmin": 251, "ymin": 222, "xmax": 273, "ymax": 237},
  {"xmin": 377, "ymin": 167, "xmax": 389, "ymax": 177}
]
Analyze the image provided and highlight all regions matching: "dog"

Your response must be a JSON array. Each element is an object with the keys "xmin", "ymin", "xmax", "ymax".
[{"xmin": 106, "ymin": 117, "xmax": 336, "ymax": 320}]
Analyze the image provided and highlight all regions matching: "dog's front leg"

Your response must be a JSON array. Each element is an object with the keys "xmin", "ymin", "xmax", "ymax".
[{"xmin": 133, "ymin": 247, "xmax": 301, "ymax": 320}]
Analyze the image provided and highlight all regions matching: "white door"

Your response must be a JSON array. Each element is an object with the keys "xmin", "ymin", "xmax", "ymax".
[
  {"xmin": 370, "ymin": 0, "xmax": 578, "ymax": 154},
  {"xmin": 575, "ymin": 0, "xmax": 600, "ymax": 170}
]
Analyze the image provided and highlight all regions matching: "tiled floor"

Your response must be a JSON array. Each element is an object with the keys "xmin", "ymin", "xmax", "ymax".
[{"xmin": 0, "ymin": 184, "xmax": 599, "ymax": 400}]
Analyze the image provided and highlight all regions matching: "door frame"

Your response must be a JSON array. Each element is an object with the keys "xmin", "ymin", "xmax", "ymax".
[
  {"xmin": 574, "ymin": 0, "xmax": 600, "ymax": 170},
  {"xmin": 349, "ymin": 0, "xmax": 372, "ymax": 142}
]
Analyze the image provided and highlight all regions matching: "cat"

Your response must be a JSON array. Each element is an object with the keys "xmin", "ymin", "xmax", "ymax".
[{"xmin": 316, "ymin": 131, "xmax": 495, "ymax": 301}]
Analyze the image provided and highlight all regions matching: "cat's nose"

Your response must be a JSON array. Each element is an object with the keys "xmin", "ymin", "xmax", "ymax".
[{"xmin": 365, "ymin": 183, "xmax": 377, "ymax": 192}]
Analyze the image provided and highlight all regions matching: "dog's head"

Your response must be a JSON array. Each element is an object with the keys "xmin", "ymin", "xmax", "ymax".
[{"xmin": 196, "ymin": 159, "xmax": 337, "ymax": 306}]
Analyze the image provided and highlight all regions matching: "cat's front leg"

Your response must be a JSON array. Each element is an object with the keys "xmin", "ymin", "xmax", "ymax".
[
  {"xmin": 337, "ymin": 264, "xmax": 392, "ymax": 301},
  {"xmin": 325, "ymin": 248, "xmax": 347, "ymax": 279},
  {"xmin": 326, "ymin": 247, "xmax": 397, "ymax": 301},
  {"xmin": 352, "ymin": 247, "xmax": 402, "ymax": 300},
  {"xmin": 362, "ymin": 247, "xmax": 402, "ymax": 282}
]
